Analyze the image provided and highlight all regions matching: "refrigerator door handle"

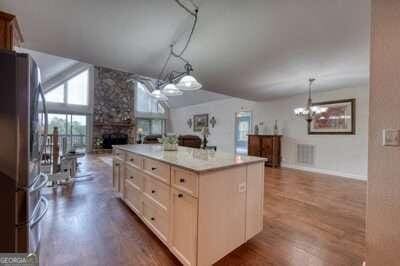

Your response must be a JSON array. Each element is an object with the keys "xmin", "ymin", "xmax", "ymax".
[
  {"xmin": 38, "ymin": 84, "xmax": 48, "ymax": 159},
  {"xmin": 29, "ymin": 173, "xmax": 49, "ymax": 193},
  {"xmin": 30, "ymin": 196, "xmax": 48, "ymax": 229}
]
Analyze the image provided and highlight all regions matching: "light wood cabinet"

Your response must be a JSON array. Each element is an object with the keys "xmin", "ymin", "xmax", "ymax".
[
  {"xmin": 169, "ymin": 189, "xmax": 198, "ymax": 266},
  {"xmin": 124, "ymin": 179, "xmax": 142, "ymax": 216},
  {"xmin": 113, "ymin": 146, "xmax": 264, "ymax": 266},
  {"xmin": 0, "ymin": 11, "xmax": 23, "ymax": 50},
  {"xmin": 112, "ymin": 158, "xmax": 123, "ymax": 197},
  {"xmin": 143, "ymin": 158, "xmax": 171, "ymax": 184}
]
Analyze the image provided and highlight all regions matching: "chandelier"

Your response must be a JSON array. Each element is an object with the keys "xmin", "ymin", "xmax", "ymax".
[
  {"xmin": 151, "ymin": 0, "xmax": 202, "ymax": 101},
  {"xmin": 294, "ymin": 78, "xmax": 327, "ymax": 123}
]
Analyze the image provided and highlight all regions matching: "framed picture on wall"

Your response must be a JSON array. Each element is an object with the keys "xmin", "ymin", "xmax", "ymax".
[
  {"xmin": 193, "ymin": 114, "xmax": 209, "ymax": 132},
  {"xmin": 308, "ymin": 98, "xmax": 356, "ymax": 135}
]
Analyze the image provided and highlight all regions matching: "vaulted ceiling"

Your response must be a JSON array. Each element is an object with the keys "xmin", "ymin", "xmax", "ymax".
[{"xmin": 0, "ymin": 0, "xmax": 370, "ymax": 100}]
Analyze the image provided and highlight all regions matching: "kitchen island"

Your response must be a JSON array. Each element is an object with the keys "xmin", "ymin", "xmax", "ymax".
[{"xmin": 112, "ymin": 144, "xmax": 265, "ymax": 266}]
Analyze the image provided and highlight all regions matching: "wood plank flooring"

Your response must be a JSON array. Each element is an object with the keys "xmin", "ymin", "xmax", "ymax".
[{"xmin": 39, "ymin": 155, "xmax": 366, "ymax": 266}]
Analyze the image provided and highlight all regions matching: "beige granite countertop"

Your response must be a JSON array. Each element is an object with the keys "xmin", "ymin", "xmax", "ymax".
[{"xmin": 113, "ymin": 144, "xmax": 266, "ymax": 173}]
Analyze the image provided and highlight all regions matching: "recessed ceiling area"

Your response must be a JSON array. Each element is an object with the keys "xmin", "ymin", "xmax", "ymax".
[{"xmin": 0, "ymin": 0, "xmax": 370, "ymax": 100}]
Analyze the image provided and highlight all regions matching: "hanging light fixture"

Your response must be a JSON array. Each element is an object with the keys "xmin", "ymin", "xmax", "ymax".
[
  {"xmin": 162, "ymin": 74, "xmax": 183, "ymax": 96},
  {"xmin": 294, "ymin": 78, "xmax": 328, "ymax": 123},
  {"xmin": 151, "ymin": 0, "xmax": 201, "ymax": 101},
  {"xmin": 151, "ymin": 87, "xmax": 168, "ymax": 101},
  {"xmin": 176, "ymin": 63, "xmax": 202, "ymax": 91}
]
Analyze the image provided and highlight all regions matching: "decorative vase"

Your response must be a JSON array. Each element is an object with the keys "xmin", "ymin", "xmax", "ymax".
[
  {"xmin": 273, "ymin": 120, "xmax": 279, "ymax": 135},
  {"xmin": 254, "ymin": 124, "xmax": 259, "ymax": 135},
  {"xmin": 163, "ymin": 143, "xmax": 178, "ymax": 151}
]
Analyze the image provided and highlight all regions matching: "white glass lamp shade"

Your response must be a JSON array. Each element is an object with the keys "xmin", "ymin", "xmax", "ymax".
[
  {"xmin": 294, "ymin": 108, "xmax": 308, "ymax": 115},
  {"xmin": 162, "ymin": 83, "xmax": 183, "ymax": 96},
  {"xmin": 176, "ymin": 75, "xmax": 202, "ymax": 91},
  {"xmin": 310, "ymin": 106, "xmax": 328, "ymax": 114},
  {"xmin": 151, "ymin": 89, "xmax": 168, "ymax": 101}
]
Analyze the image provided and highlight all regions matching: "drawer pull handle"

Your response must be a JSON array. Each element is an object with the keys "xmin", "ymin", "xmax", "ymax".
[
  {"xmin": 178, "ymin": 193, "xmax": 183, "ymax": 198},
  {"xmin": 151, "ymin": 217, "xmax": 155, "ymax": 221},
  {"xmin": 130, "ymin": 158, "xmax": 134, "ymax": 162},
  {"xmin": 151, "ymin": 190, "xmax": 156, "ymax": 194},
  {"xmin": 179, "ymin": 178, "xmax": 185, "ymax": 183},
  {"xmin": 115, "ymin": 163, "xmax": 120, "ymax": 166},
  {"xmin": 130, "ymin": 176, "xmax": 134, "ymax": 179},
  {"xmin": 151, "ymin": 167, "xmax": 157, "ymax": 171}
]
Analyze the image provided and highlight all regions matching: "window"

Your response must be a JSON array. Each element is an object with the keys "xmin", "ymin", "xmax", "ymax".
[
  {"xmin": 47, "ymin": 113, "xmax": 88, "ymax": 152},
  {"xmin": 45, "ymin": 84, "xmax": 64, "ymax": 103},
  {"xmin": 44, "ymin": 69, "xmax": 89, "ymax": 106},
  {"xmin": 67, "ymin": 70, "xmax": 89, "ymax": 105},
  {"xmin": 137, "ymin": 118, "xmax": 165, "ymax": 135},
  {"xmin": 136, "ymin": 82, "xmax": 165, "ymax": 114}
]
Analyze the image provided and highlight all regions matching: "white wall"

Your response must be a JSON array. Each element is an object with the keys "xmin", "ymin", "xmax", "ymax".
[{"xmin": 169, "ymin": 87, "xmax": 369, "ymax": 180}]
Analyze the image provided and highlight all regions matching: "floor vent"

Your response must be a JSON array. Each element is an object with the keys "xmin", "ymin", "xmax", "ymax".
[{"xmin": 297, "ymin": 144, "xmax": 315, "ymax": 165}]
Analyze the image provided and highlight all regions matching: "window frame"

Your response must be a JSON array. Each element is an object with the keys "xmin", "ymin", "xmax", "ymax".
[
  {"xmin": 44, "ymin": 68, "xmax": 90, "ymax": 107},
  {"xmin": 136, "ymin": 118, "xmax": 166, "ymax": 136},
  {"xmin": 135, "ymin": 81, "xmax": 168, "ymax": 119}
]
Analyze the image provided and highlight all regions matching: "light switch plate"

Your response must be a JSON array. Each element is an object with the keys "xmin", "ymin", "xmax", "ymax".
[{"xmin": 383, "ymin": 129, "xmax": 400, "ymax": 146}]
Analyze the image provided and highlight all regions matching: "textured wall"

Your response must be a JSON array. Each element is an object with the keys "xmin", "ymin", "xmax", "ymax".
[{"xmin": 367, "ymin": 0, "xmax": 400, "ymax": 265}]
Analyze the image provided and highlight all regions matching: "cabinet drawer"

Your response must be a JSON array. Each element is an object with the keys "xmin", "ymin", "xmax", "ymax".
[
  {"xmin": 124, "ymin": 180, "xmax": 142, "ymax": 216},
  {"xmin": 113, "ymin": 149, "xmax": 125, "ymax": 161},
  {"xmin": 142, "ymin": 198, "xmax": 169, "ymax": 244},
  {"xmin": 125, "ymin": 164, "xmax": 144, "ymax": 191},
  {"xmin": 143, "ymin": 175, "xmax": 170, "ymax": 212},
  {"xmin": 126, "ymin": 153, "xmax": 143, "ymax": 169},
  {"xmin": 172, "ymin": 167, "xmax": 198, "ymax": 198},
  {"xmin": 143, "ymin": 158, "xmax": 170, "ymax": 184}
]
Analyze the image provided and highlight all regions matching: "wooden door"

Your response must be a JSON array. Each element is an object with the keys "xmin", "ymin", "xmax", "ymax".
[{"xmin": 169, "ymin": 189, "xmax": 198, "ymax": 266}]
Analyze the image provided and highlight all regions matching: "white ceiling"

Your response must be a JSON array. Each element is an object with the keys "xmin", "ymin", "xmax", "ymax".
[
  {"xmin": 16, "ymin": 48, "xmax": 78, "ymax": 83},
  {"xmin": 1, "ymin": 0, "xmax": 370, "ymax": 101}
]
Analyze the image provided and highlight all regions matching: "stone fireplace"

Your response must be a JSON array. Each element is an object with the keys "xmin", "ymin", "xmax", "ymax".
[{"xmin": 92, "ymin": 66, "xmax": 136, "ymax": 150}]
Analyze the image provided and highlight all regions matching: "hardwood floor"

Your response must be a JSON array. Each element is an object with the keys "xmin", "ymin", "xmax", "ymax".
[{"xmin": 39, "ymin": 155, "xmax": 366, "ymax": 266}]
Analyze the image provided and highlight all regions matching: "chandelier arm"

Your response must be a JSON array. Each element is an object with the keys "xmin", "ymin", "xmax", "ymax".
[
  {"xmin": 159, "ymin": 71, "xmax": 186, "ymax": 87},
  {"xmin": 174, "ymin": 0, "xmax": 197, "ymax": 16},
  {"xmin": 155, "ymin": 0, "xmax": 199, "ymax": 92}
]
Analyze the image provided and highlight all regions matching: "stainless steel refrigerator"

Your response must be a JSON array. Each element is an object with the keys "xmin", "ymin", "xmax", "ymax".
[{"xmin": 0, "ymin": 49, "xmax": 49, "ymax": 253}]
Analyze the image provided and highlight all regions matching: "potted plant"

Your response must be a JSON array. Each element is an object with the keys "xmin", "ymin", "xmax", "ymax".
[{"xmin": 158, "ymin": 135, "xmax": 178, "ymax": 151}]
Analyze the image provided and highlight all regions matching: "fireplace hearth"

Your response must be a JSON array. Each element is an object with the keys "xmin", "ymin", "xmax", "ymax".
[{"xmin": 102, "ymin": 133, "xmax": 128, "ymax": 149}]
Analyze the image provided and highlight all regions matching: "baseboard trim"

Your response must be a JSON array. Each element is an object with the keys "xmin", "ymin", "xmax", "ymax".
[{"xmin": 281, "ymin": 163, "xmax": 367, "ymax": 181}]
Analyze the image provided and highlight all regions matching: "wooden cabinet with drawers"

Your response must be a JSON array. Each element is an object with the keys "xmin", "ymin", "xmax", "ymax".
[
  {"xmin": 0, "ymin": 11, "xmax": 23, "ymax": 50},
  {"xmin": 113, "ymin": 146, "xmax": 264, "ymax": 266},
  {"xmin": 248, "ymin": 135, "xmax": 282, "ymax": 168},
  {"xmin": 112, "ymin": 158, "xmax": 123, "ymax": 197}
]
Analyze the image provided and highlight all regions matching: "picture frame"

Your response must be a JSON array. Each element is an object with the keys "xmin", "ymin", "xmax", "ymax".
[
  {"xmin": 308, "ymin": 98, "xmax": 356, "ymax": 135},
  {"xmin": 193, "ymin": 114, "xmax": 209, "ymax": 132}
]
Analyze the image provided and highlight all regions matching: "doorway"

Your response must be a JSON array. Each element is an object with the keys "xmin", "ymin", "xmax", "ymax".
[{"xmin": 235, "ymin": 111, "xmax": 253, "ymax": 154}]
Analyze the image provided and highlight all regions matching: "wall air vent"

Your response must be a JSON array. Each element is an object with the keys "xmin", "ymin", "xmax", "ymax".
[{"xmin": 297, "ymin": 144, "xmax": 315, "ymax": 165}]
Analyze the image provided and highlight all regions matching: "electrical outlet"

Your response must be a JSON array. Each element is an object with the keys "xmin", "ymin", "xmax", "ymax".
[
  {"xmin": 238, "ymin": 182, "xmax": 246, "ymax": 193},
  {"xmin": 383, "ymin": 129, "xmax": 400, "ymax": 146}
]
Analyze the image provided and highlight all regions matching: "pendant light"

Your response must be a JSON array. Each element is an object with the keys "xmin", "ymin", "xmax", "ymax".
[
  {"xmin": 152, "ymin": 0, "xmax": 201, "ymax": 101},
  {"xmin": 176, "ymin": 64, "xmax": 202, "ymax": 91},
  {"xmin": 294, "ymin": 78, "xmax": 327, "ymax": 123},
  {"xmin": 162, "ymin": 74, "xmax": 183, "ymax": 96},
  {"xmin": 151, "ymin": 88, "xmax": 168, "ymax": 101}
]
